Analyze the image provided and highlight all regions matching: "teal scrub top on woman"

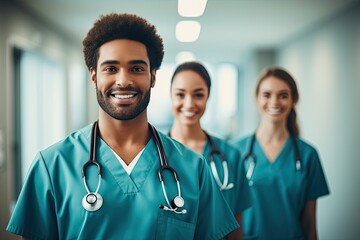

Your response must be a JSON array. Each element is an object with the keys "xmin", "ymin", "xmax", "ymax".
[
  {"xmin": 233, "ymin": 135, "xmax": 330, "ymax": 240},
  {"xmin": 202, "ymin": 135, "xmax": 252, "ymax": 215},
  {"xmin": 7, "ymin": 124, "xmax": 239, "ymax": 240}
]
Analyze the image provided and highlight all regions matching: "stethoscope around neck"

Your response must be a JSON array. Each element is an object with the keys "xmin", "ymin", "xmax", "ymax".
[
  {"xmin": 243, "ymin": 133, "xmax": 301, "ymax": 186},
  {"xmin": 168, "ymin": 131, "xmax": 234, "ymax": 191},
  {"xmin": 204, "ymin": 131, "xmax": 234, "ymax": 191},
  {"xmin": 82, "ymin": 121, "xmax": 187, "ymax": 214}
]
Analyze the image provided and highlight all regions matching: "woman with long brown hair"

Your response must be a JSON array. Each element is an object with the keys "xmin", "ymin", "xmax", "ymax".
[{"xmin": 233, "ymin": 66, "xmax": 330, "ymax": 239}]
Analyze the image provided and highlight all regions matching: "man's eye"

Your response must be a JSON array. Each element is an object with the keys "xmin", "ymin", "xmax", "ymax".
[
  {"xmin": 132, "ymin": 67, "xmax": 145, "ymax": 73},
  {"xmin": 104, "ymin": 67, "xmax": 117, "ymax": 72}
]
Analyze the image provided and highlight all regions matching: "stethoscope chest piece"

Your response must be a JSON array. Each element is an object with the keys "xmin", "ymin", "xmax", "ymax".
[
  {"xmin": 82, "ymin": 121, "xmax": 187, "ymax": 214},
  {"xmin": 82, "ymin": 192, "xmax": 103, "ymax": 212},
  {"xmin": 172, "ymin": 196, "xmax": 185, "ymax": 208}
]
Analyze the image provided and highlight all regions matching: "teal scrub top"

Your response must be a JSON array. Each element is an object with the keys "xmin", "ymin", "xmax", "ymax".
[
  {"xmin": 7, "ymin": 124, "xmax": 239, "ymax": 240},
  {"xmin": 233, "ymin": 135, "xmax": 330, "ymax": 240},
  {"xmin": 202, "ymin": 135, "xmax": 252, "ymax": 215}
]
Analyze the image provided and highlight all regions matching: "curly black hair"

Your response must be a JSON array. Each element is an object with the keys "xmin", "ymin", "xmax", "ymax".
[{"xmin": 83, "ymin": 13, "xmax": 164, "ymax": 71}]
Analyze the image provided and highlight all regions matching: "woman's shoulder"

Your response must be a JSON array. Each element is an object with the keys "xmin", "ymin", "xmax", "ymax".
[
  {"xmin": 293, "ymin": 136, "xmax": 324, "ymax": 165},
  {"xmin": 295, "ymin": 137, "xmax": 319, "ymax": 153},
  {"xmin": 158, "ymin": 129, "xmax": 205, "ymax": 161},
  {"xmin": 231, "ymin": 133, "xmax": 254, "ymax": 150},
  {"xmin": 210, "ymin": 134, "xmax": 236, "ymax": 148}
]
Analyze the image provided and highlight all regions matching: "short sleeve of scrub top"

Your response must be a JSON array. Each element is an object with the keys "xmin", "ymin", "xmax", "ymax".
[
  {"xmin": 233, "ymin": 135, "xmax": 330, "ymax": 239},
  {"xmin": 202, "ymin": 135, "xmax": 252, "ymax": 215},
  {"xmin": 6, "ymin": 152, "xmax": 59, "ymax": 239},
  {"xmin": 7, "ymin": 125, "xmax": 239, "ymax": 240}
]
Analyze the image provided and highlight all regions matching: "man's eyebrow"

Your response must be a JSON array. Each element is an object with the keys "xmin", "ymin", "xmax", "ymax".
[
  {"xmin": 99, "ymin": 60, "xmax": 120, "ymax": 66},
  {"xmin": 128, "ymin": 60, "xmax": 149, "ymax": 66},
  {"xmin": 99, "ymin": 59, "xmax": 148, "ymax": 66}
]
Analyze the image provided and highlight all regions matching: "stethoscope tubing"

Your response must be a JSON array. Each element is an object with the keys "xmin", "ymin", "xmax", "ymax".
[
  {"xmin": 244, "ymin": 133, "xmax": 301, "ymax": 185},
  {"xmin": 204, "ymin": 131, "xmax": 234, "ymax": 191},
  {"xmin": 82, "ymin": 121, "xmax": 186, "ymax": 214},
  {"xmin": 167, "ymin": 130, "xmax": 234, "ymax": 191}
]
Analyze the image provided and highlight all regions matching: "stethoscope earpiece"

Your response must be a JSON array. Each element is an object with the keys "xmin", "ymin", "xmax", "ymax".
[{"xmin": 160, "ymin": 196, "xmax": 186, "ymax": 214}]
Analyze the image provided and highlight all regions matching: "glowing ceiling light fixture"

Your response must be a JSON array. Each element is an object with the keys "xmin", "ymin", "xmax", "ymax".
[
  {"xmin": 176, "ymin": 21, "xmax": 201, "ymax": 42},
  {"xmin": 178, "ymin": 0, "xmax": 208, "ymax": 17}
]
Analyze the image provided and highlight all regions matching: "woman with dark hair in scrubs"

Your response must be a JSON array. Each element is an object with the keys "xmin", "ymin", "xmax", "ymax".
[
  {"xmin": 169, "ymin": 61, "xmax": 252, "ymax": 240},
  {"xmin": 233, "ymin": 66, "xmax": 330, "ymax": 240}
]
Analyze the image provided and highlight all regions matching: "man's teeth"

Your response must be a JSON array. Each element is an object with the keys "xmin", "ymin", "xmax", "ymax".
[{"xmin": 114, "ymin": 94, "xmax": 134, "ymax": 99}]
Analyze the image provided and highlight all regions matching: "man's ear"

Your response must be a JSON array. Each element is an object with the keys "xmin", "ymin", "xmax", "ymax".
[
  {"xmin": 90, "ymin": 67, "xmax": 97, "ymax": 89},
  {"xmin": 150, "ymin": 69, "xmax": 156, "ymax": 88}
]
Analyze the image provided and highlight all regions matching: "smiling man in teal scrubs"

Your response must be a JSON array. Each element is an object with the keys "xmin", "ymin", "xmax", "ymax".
[{"xmin": 6, "ymin": 13, "xmax": 239, "ymax": 240}]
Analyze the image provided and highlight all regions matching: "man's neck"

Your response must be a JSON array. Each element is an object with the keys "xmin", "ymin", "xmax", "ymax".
[{"xmin": 97, "ymin": 111, "xmax": 151, "ymax": 163}]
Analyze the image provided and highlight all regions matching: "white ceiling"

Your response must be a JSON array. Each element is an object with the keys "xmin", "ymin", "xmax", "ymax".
[{"xmin": 13, "ymin": 0, "xmax": 357, "ymax": 64}]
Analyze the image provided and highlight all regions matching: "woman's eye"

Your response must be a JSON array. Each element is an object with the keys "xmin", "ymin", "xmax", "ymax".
[
  {"xmin": 195, "ymin": 93, "xmax": 205, "ymax": 99},
  {"xmin": 262, "ymin": 92, "xmax": 270, "ymax": 98},
  {"xmin": 280, "ymin": 93, "xmax": 289, "ymax": 99},
  {"xmin": 175, "ymin": 93, "xmax": 184, "ymax": 98}
]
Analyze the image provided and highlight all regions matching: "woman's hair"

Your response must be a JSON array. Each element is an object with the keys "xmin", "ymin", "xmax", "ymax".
[
  {"xmin": 83, "ymin": 13, "xmax": 164, "ymax": 72},
  {"xmin": 256, "ymin": 66, "xmax": 300, "ymax": 136},
  {"xmin": 170, "ymin": 61, "xmax": 211, "ymax": 95}
]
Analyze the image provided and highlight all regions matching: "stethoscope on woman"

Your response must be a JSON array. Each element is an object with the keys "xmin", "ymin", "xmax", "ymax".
[
  {"xmin": 243, "ymin": 133, "xmax": 301, "ymax": 186},
  {"xmin": 82, "ymin": 121, "xmax": 187, "ymax": 214},
  {"xmin": 168, "ymin": 131, "xmax": 234, "ymax": 191},
  {"xmin": 204, "ymin": 131, "xmax": 234, "ymax": 191}
]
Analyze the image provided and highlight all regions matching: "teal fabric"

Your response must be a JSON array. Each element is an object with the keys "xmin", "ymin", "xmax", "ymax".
[
  {"xmin": 202, "ymin": 135, "xmax": 252, "ymax": 215},
  {"xmin": 7, "ymin": 124, "xmax": 239, "ymax": 240},
  {"xmin": 233, "ymin": 135, "xmax": 330, "ymax": 240}
]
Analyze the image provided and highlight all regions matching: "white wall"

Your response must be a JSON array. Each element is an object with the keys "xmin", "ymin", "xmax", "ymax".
[{"xmin": 276, "ymin": 3, "xmax": 360, "ymax": 239}]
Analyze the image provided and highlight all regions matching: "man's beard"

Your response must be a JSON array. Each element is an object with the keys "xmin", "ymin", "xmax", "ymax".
[{"xmin": 96, "ymin": 85, "xmax": 151, "ymax": 121}]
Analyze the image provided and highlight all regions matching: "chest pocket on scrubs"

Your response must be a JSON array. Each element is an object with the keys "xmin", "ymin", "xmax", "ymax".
[{"xmin": 155, "ymin": 211, "xmax": 195, "ymax": 239}]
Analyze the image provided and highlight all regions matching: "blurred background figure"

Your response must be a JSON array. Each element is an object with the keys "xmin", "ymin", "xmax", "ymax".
[
  {"xmin": 233, "ymin": 67, "xmax": 330, "ymax": 239},
  {"xmin": 169, "ymin": 61, "xmax": 252, "ymax": 239}
]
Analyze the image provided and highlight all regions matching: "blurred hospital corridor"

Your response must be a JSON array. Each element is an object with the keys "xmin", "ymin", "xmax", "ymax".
[{"xmin": 1, "ymin": 0, "xmax": 360, "ymax": 239}]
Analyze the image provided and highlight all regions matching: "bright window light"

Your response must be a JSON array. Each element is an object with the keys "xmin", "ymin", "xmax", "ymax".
[
  {"xmin": 176, "ymin": 21, "xmax": 201, "ymax": 42},
  {"xmin": 175, "ymin": 51, "xmax": 196, "ymax": 64},
  {"xmin": 217, "ymin": 64, "xmax": 238, "ymax": 118},
  {"xmin": 178, "ymin": 0, "xmax": 208, "ymax": 17}
]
